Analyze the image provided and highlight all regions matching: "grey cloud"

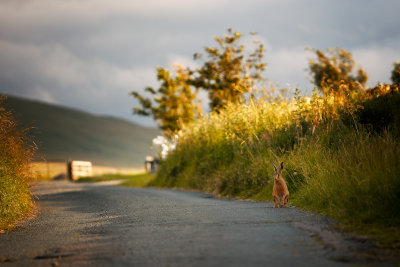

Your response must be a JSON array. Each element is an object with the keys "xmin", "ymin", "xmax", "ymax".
[{"xmin": 0, "ymin": 39, "xmax": 158, "ymax": 125}]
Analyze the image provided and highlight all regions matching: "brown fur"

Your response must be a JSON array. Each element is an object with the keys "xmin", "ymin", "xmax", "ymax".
[{"xmin": 272, "ymin": 162, "xmax": 289, "ymax": 208}]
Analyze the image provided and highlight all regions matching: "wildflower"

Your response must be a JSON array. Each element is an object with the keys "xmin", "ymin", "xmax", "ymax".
[{"xmin": 152, "ymin": 135, "xmax": 178, "ymax": 159}]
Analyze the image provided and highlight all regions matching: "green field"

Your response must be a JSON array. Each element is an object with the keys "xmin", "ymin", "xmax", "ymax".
[
  {"xmin": 4, "ymin": 95, "xmax": 159, "ymax": 167},
  {"xmin": 78, "ymin": 173, "xmax": 155, "ymax": 188},
  {"xmin": 30, "ymin": 161, "xmax": 144, "ymax": 180}
]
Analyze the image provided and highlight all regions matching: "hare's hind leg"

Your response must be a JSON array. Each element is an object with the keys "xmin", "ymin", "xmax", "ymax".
[
  {"xmin": 280, "ymin": 196, "xmax": 285, "ymax": 208},
  {"xmin": 284, "ymin": 194, "xmax": 289, "ymax": 207}
]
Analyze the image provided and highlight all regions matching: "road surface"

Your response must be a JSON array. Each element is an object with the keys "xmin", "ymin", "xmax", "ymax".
[{"xmin": 0, "ymin": 180, "xmax": 389, "ymax": 266}]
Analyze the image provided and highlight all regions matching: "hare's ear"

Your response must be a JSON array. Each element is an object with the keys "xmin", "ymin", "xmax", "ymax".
[
  {"xmin": 280, "ymin": 162, "xmax": 284, "ymax": 171},
  {"xmin": 273, "ymin": 164, "xmax": 278, "ymax": 173}
]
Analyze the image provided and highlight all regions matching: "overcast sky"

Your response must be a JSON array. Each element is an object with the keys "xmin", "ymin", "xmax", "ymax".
[{"xmin": 1, "ymin": 0, "xmax": 399, "ymax": 126}]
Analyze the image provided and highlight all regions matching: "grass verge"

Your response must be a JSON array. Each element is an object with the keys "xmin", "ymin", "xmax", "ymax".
[
  {"xmin": 78, "ymin": 173, "xmax": 155, "ymax": 188},
  {"xmin": 152, "ymin": 86, "xmax": 400, "ymax": 250}
]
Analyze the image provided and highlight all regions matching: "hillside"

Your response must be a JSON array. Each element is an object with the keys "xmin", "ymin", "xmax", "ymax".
[{"xmin": 4, "ymin": 95, "xmax": 160, "ymax": 167}]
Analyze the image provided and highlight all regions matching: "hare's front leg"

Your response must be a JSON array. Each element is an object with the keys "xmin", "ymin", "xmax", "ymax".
[
  {"xmin": 277, "ymin": 196, "xmax": 283, "ymax": 208},
  {"xmin": 274, "ymin": 196, "xmax": 278, "ymax": 208},
  {"xmin": 280, "ymin": 196, "xmax": 285, "ymax": 208}
]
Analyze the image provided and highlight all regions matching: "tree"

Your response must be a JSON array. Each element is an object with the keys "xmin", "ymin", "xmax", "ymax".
[
  {"xmin": 190, "ymin": 29, "xmax": 266, "ymax": 111},
  {"xmin": 131, "ymin": 29, "xmax": 267, "ymax": 134},
  {"xmin": 391, "ymin": 62, "xmax": 400, "ymax": 84},
  {"xmin": 308, "ymin": 48, "xmax": 368, "ymax": 94},
  {"xmin": 131, "ymin": 65, "xmax": 202, "ymax": 136}
]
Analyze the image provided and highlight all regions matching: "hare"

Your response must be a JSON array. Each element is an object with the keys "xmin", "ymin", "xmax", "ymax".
[{"xmin": 272, "ymin": 162, "xmax": 289, "ymax": 208}]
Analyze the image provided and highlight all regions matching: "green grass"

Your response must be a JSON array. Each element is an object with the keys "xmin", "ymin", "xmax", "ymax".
[
  {"xmin": 121, "ymin": 173, "xmax": 156, "ymax": 187},
  {"xmin": 78, "ymin": 173, "xmax": 156, "ymax": 188},
  {"xmin": 4, "ymin": 95, "xmax": 159, "ymax": 167},
  {"xmin": 286, "ymin": 131, "xmax": 400, "ymax": 248},
  {"xmin": 152, "ymin": 86, "xmax": 400, "ymax": 249}
]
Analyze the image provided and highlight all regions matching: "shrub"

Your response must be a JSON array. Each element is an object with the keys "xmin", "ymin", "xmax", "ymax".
[{"xmin": 0, "ymin": 95, "xmax": 36, "ymax": 230}]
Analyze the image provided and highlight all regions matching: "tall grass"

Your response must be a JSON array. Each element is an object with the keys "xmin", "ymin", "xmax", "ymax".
[
  {"xmin": 288, "ymin": 131, "xmax": 400, "ymax": 226},
  {"xmin": 152, "ymin": 85, "xmax": 400, "ymax": 246},
  {"xmin": 0, "ymin": 96, "xmax": 36, "ymax": 230}
]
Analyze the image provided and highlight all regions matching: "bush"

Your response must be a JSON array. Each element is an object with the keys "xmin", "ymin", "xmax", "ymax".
[
  {"xmin": 357, "ymin": 84, "xmax": 400, "ymax": 135},
  {"xmin": 0, "ymin": 95, "xmax": 36, "ymax": 230}
]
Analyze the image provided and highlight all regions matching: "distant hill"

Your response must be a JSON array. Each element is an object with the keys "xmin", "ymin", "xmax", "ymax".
[{"xmin": 4, "ymin": 95, "xmax": 160, "ymax": 167}]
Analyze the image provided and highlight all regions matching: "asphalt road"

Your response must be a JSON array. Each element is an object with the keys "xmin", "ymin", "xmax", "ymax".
[{"xmin": 0, "ymin": 180, "xmax": 389, "ymax": 266}]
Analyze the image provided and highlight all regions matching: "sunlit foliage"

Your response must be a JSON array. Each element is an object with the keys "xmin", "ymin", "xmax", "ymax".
[
  {"xmin": 0, "ymin": 95, "xmax": 36, "ymax": 230},
  {"xmin": 131, "ymin": 65, "xmax": 202, "ymax": 137},
  {"xmin": 132, "ymin": 29, "xmax": 266, "ymax": 135},
  {"xmin": 391, "ymin": 61, "xmax": 400, "ymax": 84},
  {"xmin": 191, "ymin": 29, "xmax": 266, "ymax": 111},
  {"xmin": 308, "ymin": 48, "xmax": 368, "ymax": 94}
]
